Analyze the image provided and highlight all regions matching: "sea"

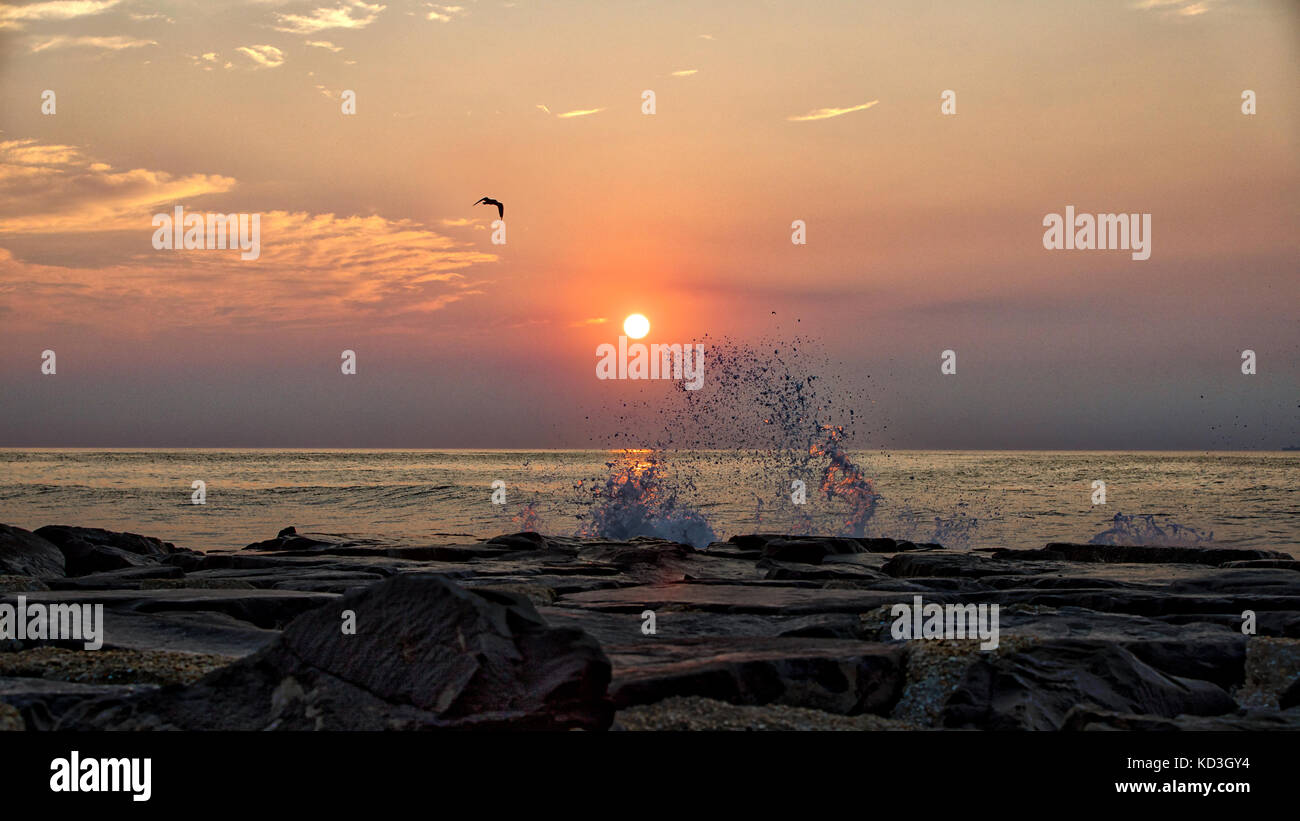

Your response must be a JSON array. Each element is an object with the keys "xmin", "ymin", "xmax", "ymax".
[{"xmin": 0, "ymin": 449, "xmax": 1295, "ymax": 556}]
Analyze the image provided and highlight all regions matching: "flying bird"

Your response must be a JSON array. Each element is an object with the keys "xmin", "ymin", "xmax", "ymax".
[{"xmin": 473, "ymin": 197, "xmax": 504, "ymax": 219}]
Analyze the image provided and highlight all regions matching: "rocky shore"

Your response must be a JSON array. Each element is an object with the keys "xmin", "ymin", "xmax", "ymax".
[{"xmin": 1, "ymin": 522, "xmax": 1298, "ymax": 730}]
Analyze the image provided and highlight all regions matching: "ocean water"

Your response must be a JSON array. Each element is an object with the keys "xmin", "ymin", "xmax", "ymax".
[{"xmin": 0, "ymin": 449, "xmax": 1295, "ymax": 556}]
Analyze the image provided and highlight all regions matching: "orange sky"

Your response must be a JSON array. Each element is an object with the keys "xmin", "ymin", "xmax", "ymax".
[{"xmin": 0, "ymin": 0, "xmax": 1296, "ymax": 447}]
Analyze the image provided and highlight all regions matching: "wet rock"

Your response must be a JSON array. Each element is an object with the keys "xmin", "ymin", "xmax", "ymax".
[
  {"xmin": 485, "ymin": 532, "xmax": 550, "ymax": 551},
  {"xmin": 0, "ymin": 576, "xmax": 49, "ymax": 593},
  {"xmin": 0, "ymin": 525, "xmax": 65, "ymax": 579},
  {"xmin": 0, "ymin": 588, "xmax": 337, "ymax": 630},
  {"xmin": 1235, "ymin": 637, "xmax": 1300, "ymax": 709},
  {"xmin": 1219, "ymin": 559, "xmax": 1300, "ymax": 571},
  {"xmin": 1062, "ymin": 704, "xmax": 1300, "ymax": 731},
  {"xmin": 46, "ymin": 565, "xmax": 185, "ymax": 590},
  {"xmin": 606, "ymin": 637, "xmax": 904, "ymax": 715},
  {"xmin": 996, "ymin": 543, "xmax": 1289, "ymax": 566},
  {"xmin": 0, "ymin": 677, "xmax": 160, "ymax": 731},
  {"xmin": 615, "ymin": 695, "xmax": 916, "ymax": 731},
  {"xmin": 57, "ymin": 574, "xmax": 613, "ymax": 730},
  {"xmin": 0, "ymin": 701, "xmax": 22, "ymax": 731},
  {"xmin": 883, "ymin": 552, "xmax": 1037, "ymax": 578},
  {"xmin": 34, "ymin": 525, "xmax": 188, "ymax": 576},
  {"xmin": 940, "ymin": 639, "xmax": 1236, "ymax": 730}
]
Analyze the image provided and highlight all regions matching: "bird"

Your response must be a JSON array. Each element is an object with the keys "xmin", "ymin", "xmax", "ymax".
[{"xmin": 473, "ymin": 197, "xmax": 504, "ymax": 219}]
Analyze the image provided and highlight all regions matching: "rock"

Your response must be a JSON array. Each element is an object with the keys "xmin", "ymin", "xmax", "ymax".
[
  {"xmin": 1219, "ymin": 559, "xmax": 1300, "ymax": 571},
  {"xmin": 558, "ymin": 583, "xmax": 918, "ymax": 615},
  {"xmin": 1235, "ymin": 637, "xmax": 1300, "ymax": 709},
  {"xmin": 0, "ymin": 525, "xmax": 65, "ymax": 579},
  {"xmin": 57, "ymin": 574, "xmax": 613, "ymax": 730},
  {"xmin": 86, "ymin": 610, "xmax": 278, "ymax": 657},
  {"xmin": 0, "ymin": 588, "xmax": 337, "ymax": 630},
  {"xmin": 538, "ymin": 607, "xmax": 867, "ymax": 646},
  {"xmin": 940, "ymin": 639, "xmax": 1236, "ymax": 730},
  {"xmin": 0, "ymin": 677, "xmax": 160, "ymax": 731},
  {"xmin": 46, "ymin": 565, "xmax": 185, "ymax": 590},
  {"xmin": 882, "ymin": 552, "xmax": 1037, "ymax": 578},
  {"xmin": 606, "ymin": 637, "xmax": 904, "ymax": 715},
  {"xmin": 1062, "ymin": 703, "xmax": 1300, "ymax": 731},
  {"xmin": 1281, "ymin": 677, "xmax": 1300, "ymax": 709},
  {"xmin": 761, "ymin": 537, "xmax": 862, "ymax": 564},
  {"xmin": 758, "ymin": 559, "xmax": 888, "ymax": 582},
  {"xmin": 34, "ymin": 525, "xmax": 183, "ymax": 576},
  {"xmin": 0, "ymin": 576, "xmax": 50, "ymax": 593},
  {"xmin": 996, "ymin": 543, "xmax": 1290, "ymax": 566},
  {"xmin": 615, "ymin": 695, "xmax": 916, "ymax": 731},
  {"xmin": 485, "ymin": 532, "xmax": 549, "ymax": 551},
  {"xmin": 0, "ymin": 701, "xmax": 22, "ymax": 731}
]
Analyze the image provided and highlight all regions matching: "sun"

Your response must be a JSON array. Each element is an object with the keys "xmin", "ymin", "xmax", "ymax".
[{"xmin": 623, "ymin": 313, "xmax": 650, "ymax": 339}]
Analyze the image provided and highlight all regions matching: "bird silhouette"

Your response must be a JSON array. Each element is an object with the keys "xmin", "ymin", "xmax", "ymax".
[{"xmin": 473, "ymin": 197, "xmax": 504, "ymax": 219}]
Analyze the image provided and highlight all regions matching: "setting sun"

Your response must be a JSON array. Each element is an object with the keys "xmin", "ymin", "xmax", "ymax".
[{"xmin": 623, "ymin": 314, "xmax": 650, "ymax": 339}]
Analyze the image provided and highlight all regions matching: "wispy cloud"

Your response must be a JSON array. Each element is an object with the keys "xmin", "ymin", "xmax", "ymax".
[
  {"xmin": 0, "ymin": 139, "xmax": 234, "ymax": 233},
  {"xmin": 424, "ymin": 3, "xmax": 466, "ymax": 22},
  {"xmin": 786, "ymin": 100, "xmax": 878, "ymax": 122},
  {"xmin": 29, "ymin": 35, "xmax": 155, "ymax": 53},
  {"xmin": 305, "ymin": 39, "xmax": 343, "ymax": 51},
  {"xmin": 671, "ymin": 69, "xmax": 698, "ymax": 77},
  {"xmin": 0, "ymin": 139, "xmax": 496, "ymax": 331},
  {"xmin": 0, "ymin": 0, "xmax": 120, "ymax": 29},
  {"xmin": 237, "ymin": 44, "xmax": 286, "ymax": 69},
  {"xmin": 1134, "ymin": 0, "xmax": 1214, "ymax": 14},
  {"xmin": 570, "ymin": 317, "xmax": 609, "ymax": 327},
  {"xmin": 273, "ymin": 0, "xmax": 385, "ymax": 34},
  {"xmin": 555, "ymin": 108, "xmax": 604, "ymax": 119}
]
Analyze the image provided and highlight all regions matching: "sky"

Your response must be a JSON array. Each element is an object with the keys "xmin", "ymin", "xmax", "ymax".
[{"xmin": 0, "ymin": 0, "xmax": 1296, "ymax": 448}]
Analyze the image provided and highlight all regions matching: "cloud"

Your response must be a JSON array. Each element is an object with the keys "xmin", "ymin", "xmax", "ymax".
[
  {"xmin": 0, "ymin": 140, "xmax": 497, "ymax": 332},
  {"xmin": 570, "ymin": 317, "xmax": 608, "ymax": 326},
  {"xmin": 424, "ymin": 3, "xmax": 466, "ymax": 22},
  {"xmin": 786, "ymin": 100, "xmax": 878, "ymax": 121},
  {"xmin": 1134, "ymin": 0, "xmax": 1214, "ymax": 13},
  {"xmin": 237, "ymin": 44, "xmax": 286, "ymax": 68},
  {"xmin": 305, "ymin": 39, "xmax": 343, "ymax": 51},
  {"xmin": 535, "ymin": 104, "xmax": 551, "ymax": 114},
  {"xmin": 671, "ymin": 69, "xmax": 698, "ymax": 77},
  {"xmin": 29, "ymin": 35, "xmax": 156, "ymax": 53},
  {"xmin": 0, "ymin": 0, "xmax": 120, "ymax": 29},
  {"xmin": 273, "ymin": 0, "xmax": 385, "ymax": 34},
  {"xmin": 439, "ymin": 217, "xmax": 482, "ymax": 227},
  {"xmin": 555, "ymin": 108, "xmax": 605, "ymax": 119},
  {"xmin": 0, "ymin": 139, "xmax": 234, "ymax": 233}
]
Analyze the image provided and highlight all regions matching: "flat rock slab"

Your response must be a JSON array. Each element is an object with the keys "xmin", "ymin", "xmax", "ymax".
[
  {"xmin": 539, "ymin": 607, "xmax": 867, "ymax": 646},
  {"xmin": 0, "ymin": 588, "xmax": 337, "ymax": 629},
  {"xmin": 606, "ymin": 637, "xmax": 904, "ymax": 715},
  {"xmin": 558, "ymin": 584, "xmax": 927, "ymax": 615},
  {"xmin": 996, "ymin": 543, "xmax": 1290, "ymax": 566}
]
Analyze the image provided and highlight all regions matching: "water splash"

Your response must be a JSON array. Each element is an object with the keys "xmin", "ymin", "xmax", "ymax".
[
  {"xmin": 810, "ymin": 424, "xmax": 880, "ymax": 536},
  {"xmin": 512, "ymin": 499, "xmax": 545, "ymax": 533},
  {"xmin": 573, "ymin": 450, "xmax": 717, "ymax": 547},
  {"xmin": 1089, "ymin": 512, "xmax": 1214, "ymax": 547}
]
